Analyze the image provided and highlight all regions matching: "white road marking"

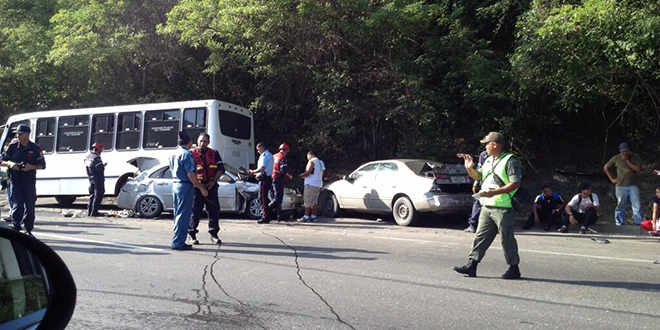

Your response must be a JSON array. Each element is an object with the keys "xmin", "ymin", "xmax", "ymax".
[
  {"xmin": 36, "ymin": 230, "xmax": 655, "ymax": 264},
  {"xmin": 36, "ymin": 232, "xmax": 166, "ymax": 252}
]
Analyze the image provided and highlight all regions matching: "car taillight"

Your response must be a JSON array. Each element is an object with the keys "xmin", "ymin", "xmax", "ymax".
[{"xmin": 435, "ymin": 173, "xmax": 448, "ymax": 179}]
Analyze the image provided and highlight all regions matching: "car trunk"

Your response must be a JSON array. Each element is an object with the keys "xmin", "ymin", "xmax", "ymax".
[{"xmin": 417, "ymin": 162, "xmax": 472, "ymax": 194}]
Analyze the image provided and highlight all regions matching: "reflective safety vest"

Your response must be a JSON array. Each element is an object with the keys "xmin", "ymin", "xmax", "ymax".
[
  {"xmin": 479, "ymin": 152, "xmax": 517, "ymax": 208},
  {"xmin": 191, "ymin": 147, "xmax": 219, "ymax": 183}
]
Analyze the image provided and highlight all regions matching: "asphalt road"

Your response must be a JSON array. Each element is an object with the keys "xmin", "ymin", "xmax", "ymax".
[{"xmin": 13, "ymin": 198, "xmax": 660, "ymax": 329}]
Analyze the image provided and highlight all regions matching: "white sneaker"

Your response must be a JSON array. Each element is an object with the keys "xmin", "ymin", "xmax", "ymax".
[{"xmin": 297, "ymin": 215, "xmax": 310, "ymax": 222}]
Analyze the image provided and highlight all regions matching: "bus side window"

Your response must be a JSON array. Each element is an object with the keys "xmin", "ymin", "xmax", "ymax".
[
  {"xmin": 57, "ymin": 115, "xmax": 89, "ymax": 153},
  {"xmin": 143, "ymin": 109, "xmax": 180, "ymax": 149},
  {"xmin": 183, "ymin": 107, "xmax": 206, "ymax": 146},
  {"xmin": 2, "ymin": 120, "xmax": 29, "ymax": 151},
  {"xmin": 35, "ymin": 117, "xmax": 56, "ymax": 153},
  {"xmin": 117, "ymin": 112, "xmax": 141, "ymax": 150},
  {"xmin": 91, "ymin": 114, "xmax": 115, "ymax": 150}
]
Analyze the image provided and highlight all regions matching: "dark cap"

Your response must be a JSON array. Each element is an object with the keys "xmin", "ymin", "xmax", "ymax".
[
  {"xmin": 14, "ymin": 124, "xmax": 30, "ymax": 134},
  {"xmin": 480, "ymin": 132, "xmax": 505, "ymax": 144},
  {"xmin": 618, "ymin": 143, "xmax": 630, "ymax": 152}
]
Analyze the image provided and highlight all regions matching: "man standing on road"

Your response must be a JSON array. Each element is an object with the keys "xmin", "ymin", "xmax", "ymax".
[
  {"xmin": 270, "ymin": 143, "xmax": 293, "ymax": 221},
  {"xmin": 85, "ymin": 142, "xmax": 106, "ymax": 217},
  {"xmin": 0, "ymin": 124, "xmax": 46, "ymax": 235},
  {"xmin": 189, "ymin": 133, "xmax": 225, "ymax": 245},
  {"xmin": 248, "ymin": 142, "xmax": 273, "ymax": 223},
  {"xmin": 454, "ymin": 132, "xmax": 523, "ymax": 279},
  {"xmin": 298, "ymin": 151, "xmax": 325, "ymax": 222},
  {"xmin": 603, "ymin": 143, "xmax": 643, "ymax": 226},
  {"xmin": 169, "ymin": 131, "xmax": 208, "ymax": 250},
  {"xmin": 463, "ymin": 150, "xmax": 488, "ymax": 233},
  {"xmin": 2, "ymin": 136, "xmax": 18, "ymax": 223}
]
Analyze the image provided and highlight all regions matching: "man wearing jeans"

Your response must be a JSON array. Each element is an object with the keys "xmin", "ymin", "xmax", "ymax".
[{"xmin": 603, "ymin": 143, "xmax": 642, "ymax": 226}]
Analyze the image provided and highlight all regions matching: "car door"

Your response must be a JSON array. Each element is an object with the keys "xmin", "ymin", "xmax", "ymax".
[
  {"xmin": 372, "ymin": 162, "xmax": 400, "ymax": 211},
  {"xmin": 151, "ymin": 166, "xmax": 173, "ymax": 209},
  {"xmin": 341, "ymin": 163, "xmax": 380, "ymax": 210},
  {"xmin": 217, "ymin": 173, "xmax": 238, "ymax": 212}
]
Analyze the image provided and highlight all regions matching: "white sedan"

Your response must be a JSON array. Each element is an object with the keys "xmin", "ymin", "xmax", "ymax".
[
  {"xmin": 117, "ymin": 164, "xmax": 301, "ymax": 219},
  {"xmin": 321, "ymin": 159, "xmax": 473, "ymax": 226}
]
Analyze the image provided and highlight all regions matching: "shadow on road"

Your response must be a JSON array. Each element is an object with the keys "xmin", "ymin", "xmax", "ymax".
[
  {"xmin": 523, "ymin": 277, "xmax": 660, "ymax": 292},
  {"xmin": 41, "ymin": 239, "xmax": 169, "ymax": 256},
  {"xmin": 35, "ymin": 220, "xmax": 140, "ymax": 230}
]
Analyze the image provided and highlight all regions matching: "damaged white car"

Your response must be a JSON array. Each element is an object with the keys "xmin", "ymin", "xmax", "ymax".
[{"xmin": 116, "ymin": 162, "xmax": 302, "ymax": 219}]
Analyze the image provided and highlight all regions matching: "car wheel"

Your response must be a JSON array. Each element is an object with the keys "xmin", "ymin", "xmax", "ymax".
[
  {"xmin": 392, "ymin": 196, "xmax": 417, "ymax": 226},
  {"xmin": 136, "ymin": 195, "xmax": 163, "ymax": 218},
  {"xmin": 55, "ymin": 196, "xmax": 76, "ymax": 208},
  {"xmin": 320, "ymin": 191, "xmax": 339, "ymax": 217},
  {"xmin": 246, "ymin": 197, "xmax": 263, "ymax": 219}
]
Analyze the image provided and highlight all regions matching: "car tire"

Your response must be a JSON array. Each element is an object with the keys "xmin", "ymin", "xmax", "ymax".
[
  {"xmin": 392, "ymin": 196, "xmax": 417, "ymax": 226},
  {"xmin": 55, "ymin": 196, "xmax": 76, "ymax": 208},
  {"xmin": 245, "ymin": 197, "xmax": 263, "ymax": 219},
  {"xmin": 136, "ymin": 195, "xmax": 163, "ymax": 218},
  {"xmin": 320, "ymin": 191, "xmax": 339, "ymax": 218}
]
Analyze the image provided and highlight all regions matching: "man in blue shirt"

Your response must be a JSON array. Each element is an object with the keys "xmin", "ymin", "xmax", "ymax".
[
  {"xmin": 169, "ymin": 131, "xmax": 208, "ymax": 250},
  {"xmin": 0, "ymin": 124, "xmax": 46, "ymax": 235},
  {"xmin": 248, "ymin": 142, "xmax": 273, "ymax": 223}
]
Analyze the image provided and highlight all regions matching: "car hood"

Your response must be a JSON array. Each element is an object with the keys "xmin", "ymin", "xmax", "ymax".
[{"xmin": 126, "ymin": 157, "xmax": 161, "ymax": 172}]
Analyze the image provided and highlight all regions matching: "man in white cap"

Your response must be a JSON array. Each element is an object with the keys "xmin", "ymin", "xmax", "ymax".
[{"xmin": 454, "ymin": 132, "xmax": 523, "ymax": 279}]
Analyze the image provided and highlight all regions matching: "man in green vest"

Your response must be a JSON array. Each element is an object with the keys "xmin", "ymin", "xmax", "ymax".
[{"xmin": 454, "ymin": 132, "xmax": 523, "ymax": 279}]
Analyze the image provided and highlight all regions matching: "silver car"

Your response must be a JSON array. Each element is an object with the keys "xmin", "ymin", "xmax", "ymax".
[
  {"xmin": 321, "ymin": 159, "xmax": 473, "ymax": 226},
  {"xmin": 116, "ymin": 164, "xmax": 302, "ymax": 219}
]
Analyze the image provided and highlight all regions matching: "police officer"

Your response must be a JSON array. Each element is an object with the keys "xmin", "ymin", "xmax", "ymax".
[
  {"xmin": 454, "ymin": 132, "xmax": 523, "ymax": 279},
  {"xmin": 248, "ymin": 142, "xmax": 274, "ymax": 224},
  {"xmin": 270, "ymin": 142, "xmax": 293, "ymax": 221},
  {"xmin": 170, "ymin": 131, "xmax": 208, "ymax": 250},
  {"xmin": 188, "ymin": 133, "xmax": 225, "ymax": 245},
  {"xmin": 85, "ymin": 142, "xmax": 106, "ymax": 217},
  {"xmin": 0, "ymin": 124, "xmax": 46, "ymax": 235}
]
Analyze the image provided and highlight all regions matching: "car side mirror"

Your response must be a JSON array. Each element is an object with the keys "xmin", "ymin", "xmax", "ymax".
[
  {"xmin": 343, "ymin": 175, "xmax": 354, "ymax": 183},
  {"xmin": 0, "ymin": 227, "xmax": 76, "ymax": 330}
]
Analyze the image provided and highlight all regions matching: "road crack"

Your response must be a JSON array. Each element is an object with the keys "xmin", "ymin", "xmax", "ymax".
[{"xmin": 264, "ymin": 232, "xmax": 357, "ymax": 330}]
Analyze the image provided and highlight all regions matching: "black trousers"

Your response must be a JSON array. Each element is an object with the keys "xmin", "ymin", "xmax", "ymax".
[
  {"xmin": 189, "ymin": 184, "xmax": 220, "ymax": 236},
  {"xmin": 87, "ymin": 181, "xmax": 105, "ymax": 216},
  {"xmin": 526, "ymin": 208, "xmax": 562, "ymax": 228},
  {"xmin": 562, "ymin": 208, "xmax": 598, "ymax": 227},
  {"xmin": 260, "ymin": 177, "xmax": 272, "ymax": 221},
  {"xmin": 270, "ymin": 177, "xmax": 284, "ymax": 220}
]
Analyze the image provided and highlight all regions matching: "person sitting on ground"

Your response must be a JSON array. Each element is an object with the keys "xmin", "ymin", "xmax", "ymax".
[
  {"xmin": 559, "ymin": 183, "xmax": 600, "ymax": 234},
  {"xmin": 523, "ymin": 183, "xmax": 565, "ymax": 231}
]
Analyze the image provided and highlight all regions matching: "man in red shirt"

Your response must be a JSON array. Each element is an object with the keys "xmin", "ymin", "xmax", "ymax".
[{"xmin": 270, "ymin": 143, "xmax": 293, "ymax": 221}]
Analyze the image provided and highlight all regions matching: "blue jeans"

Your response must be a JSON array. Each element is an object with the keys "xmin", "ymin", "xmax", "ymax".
[
  {"xmin": 172, "ymin": 182, "xmax": 194, "ymax": 248},
  {"xmin": 468, "ymin": 198, "xmax": 482, "ymax": 227},
  {"xmin": 615, "ymin": 185, "xmax": 642, "ymax": 225}
]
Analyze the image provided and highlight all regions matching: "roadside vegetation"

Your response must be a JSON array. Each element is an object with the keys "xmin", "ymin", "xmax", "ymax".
[{"xmin": 1, "ymin": 0, "xmax": 657, "ymax": 172}]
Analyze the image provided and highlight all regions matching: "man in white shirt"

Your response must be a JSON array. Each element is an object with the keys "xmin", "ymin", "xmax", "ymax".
[
  {"xmin": 298, "ymin": 151, "xmax": 325, "ymax": 222},
  {"xmin": 560, "ymin": 182, "xmax": 600, "ymax": 234},
  {"xmin": 248, "ymin": 142, "xmax": 274, "ymax": 223}
]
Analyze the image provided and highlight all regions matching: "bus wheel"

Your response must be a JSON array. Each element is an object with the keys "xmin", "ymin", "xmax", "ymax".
[
  {"xmin": 55, "ymin": 196, "xmax": 76, "ymax": 208},
  {"xmin": 136, "ymin": 196, "xmax": 163, "ymax": 218}
]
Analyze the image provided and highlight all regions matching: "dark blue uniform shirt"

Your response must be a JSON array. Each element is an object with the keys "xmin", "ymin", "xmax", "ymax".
[{"xmin": 1, "ymin": 141, "xmax": 46, "ymax": 184}]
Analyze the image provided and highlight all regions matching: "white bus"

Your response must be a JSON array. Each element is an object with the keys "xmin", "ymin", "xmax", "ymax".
[{"xmin": 0, "ymin": 100, "xmax": 255, "ymax": 207}]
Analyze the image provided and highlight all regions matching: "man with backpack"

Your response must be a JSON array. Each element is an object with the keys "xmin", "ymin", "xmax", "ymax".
[
  {"xmin": 523, "ymin": 183, "xmax": 565, "ymax": 231},
  {"xmin": 560, "ymin": 183, "xmax": 600, "ymax": 234}
]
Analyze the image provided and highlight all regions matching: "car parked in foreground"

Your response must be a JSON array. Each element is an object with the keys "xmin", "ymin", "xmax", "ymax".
[
  {"xmin": 320, "ymin": 159, "xmax": 473, "ymax": 226},
  {"xmin": 117, "ymin": 163, "xmax": 302, "ymax": 219}
]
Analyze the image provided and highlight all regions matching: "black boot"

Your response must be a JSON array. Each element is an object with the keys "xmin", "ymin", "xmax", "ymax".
[
  {"xmin": 501, "ymin": 265, "xmax": 521, "ymax": 279},
  {"xmin": 453, "ymin": 259, "xmax": 478, "ymax": 277},
  {"xmin": 189, "ymin": 232, "xmax": 199, "ymax": 245}
]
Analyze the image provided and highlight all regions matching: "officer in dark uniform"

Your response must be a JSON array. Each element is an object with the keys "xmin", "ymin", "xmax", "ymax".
[
  {"xmin": 270, "ymin": 142, "xmax": 292, "ymax": 221},
  {"xmin": 85, "ymin": 142, "xmax": 106, "ymax": 217},
  {"xmin": 189, "ymin": 133, "xmax": 225, "ymax": 245},
  {"xmin": 0, "ymin": 124, "xmax": 46, "ymax": 234}
]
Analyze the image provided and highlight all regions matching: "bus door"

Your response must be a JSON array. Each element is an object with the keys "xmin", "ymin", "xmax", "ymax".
[{"xmin": 216, "ymin": 109, "xmax": 252, "ymax": 169}]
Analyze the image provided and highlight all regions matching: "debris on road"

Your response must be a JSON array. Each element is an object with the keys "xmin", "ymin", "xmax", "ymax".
[{"xmin": 591, "ymin": 237, "xmax": 610, "ymax": 244}]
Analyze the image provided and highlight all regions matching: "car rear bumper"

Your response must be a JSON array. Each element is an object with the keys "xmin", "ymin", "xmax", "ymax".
[{"xmin": 419, "ymin": 192, "xmax": 473, "ymax": 213}]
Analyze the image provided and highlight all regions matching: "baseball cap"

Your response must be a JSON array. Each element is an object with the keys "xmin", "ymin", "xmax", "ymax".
[
  {"xmin": 618, "ymin": 143, "xmax": 630, "ymax": 152},
  {"xmin": 14, "ymin": 124, "xmax": 30, "ymax": 134},
  {"xmin": 480, "ymin": 132, "xmax": 505, "ymax": 144}
]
